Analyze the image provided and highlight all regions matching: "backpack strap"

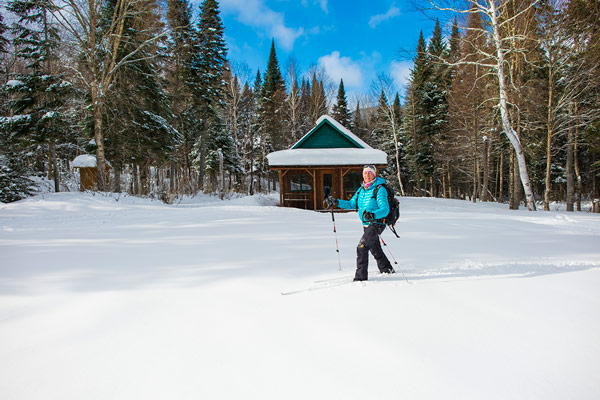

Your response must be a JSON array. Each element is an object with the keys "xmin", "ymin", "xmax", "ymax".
[{"xmin": 372, "ymin": 184, "xmax": 383, "ymax": 198}]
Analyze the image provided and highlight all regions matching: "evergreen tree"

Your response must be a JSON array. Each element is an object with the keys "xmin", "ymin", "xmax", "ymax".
[
  {"xmin": 0, "ymin": 153, "xmax": 36, "ymax": 203},
  {"xmin": 352, "ymin": 101, "xmax": 368, "ymax": 143},
  {"xmin": 0, "ymin": 13, "xmax": 10, "ymax": 118},
  {"xmin": 447, "ymin": 18, "xmax": 461, "ymax": 77},
  {"xmin": 251, "ymin": 70, "xmax": 268, "ymax": 192},
  {"xmin": 3, "ymin": 0, "xmax": 73, "ymax": 192},
  {"xmin": 404, "ymin": 31, "xmax": 430, "ymax": 194},
  {"xmin": 166, "ymin": 0, "xmax": 196, "ymax": 192},
  {"xmin": 238, "ymin": 81, "xmax": 256, "ymax": 193},
  {"xmin": 0, "ymin": 14, "xmax": 8, "ymax": 54},
  {"xmin": 260, "ymin": 40, "xmax": 287, "ymax": 151},
  {"xmin": 373, "ymin": 90, "xmax": 389, "ymax": 149},
  {"xmin": 421, "ymin": 20, "xmax": 450, "ymax": 195},
  {"xmin": 332, "ymin": 79, "xmax": 351, "ymax": 128},
  {"xmin": 299, "ymin": 79, "xmax": 312, "ymax": 132},
  {"xmin": 309, "ymin": 72, "xmax": 328, "ymax": 123},
  {"xmin": 189, "ymin": 0, "xmax": 229, "ymax": 189}
]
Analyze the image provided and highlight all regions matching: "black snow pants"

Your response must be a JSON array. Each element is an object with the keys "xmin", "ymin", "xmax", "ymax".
[{"xmin": 355, "ymin": 223, "xmax": 393, "ymax": 281}]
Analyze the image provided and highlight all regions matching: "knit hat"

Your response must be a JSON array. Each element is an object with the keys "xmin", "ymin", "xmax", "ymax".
[{"xmin": 363, "ymin": 165, "xmax": 377, "ymax": 176}]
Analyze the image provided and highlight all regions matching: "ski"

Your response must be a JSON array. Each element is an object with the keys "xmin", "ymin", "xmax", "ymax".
[
  {"xmin": 281, "ymin": 279, "xmax": 360, "ymax": 296},
  {"xmin": 281, "ymin": 273, "xmax": 411, "ymax": 296}
]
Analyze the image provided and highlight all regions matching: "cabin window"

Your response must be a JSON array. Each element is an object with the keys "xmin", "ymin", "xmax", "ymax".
[
  {"xmin": 290, "ymin": 174, "xmax": 312, "ymax": 192},
  {"xmin": 343, "ymin": 172, "xmax": 361, "ymax": 199}
]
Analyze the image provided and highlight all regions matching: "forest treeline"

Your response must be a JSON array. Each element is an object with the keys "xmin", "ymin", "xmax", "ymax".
[{"xmin": 0, "ymin": 0, "xmax": 598, "ymax": 211}]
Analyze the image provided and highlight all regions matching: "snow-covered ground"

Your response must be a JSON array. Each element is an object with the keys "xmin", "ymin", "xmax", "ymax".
[{"xmin": 1, "ymin": 192, "xmax": 599, "ymax": 399}]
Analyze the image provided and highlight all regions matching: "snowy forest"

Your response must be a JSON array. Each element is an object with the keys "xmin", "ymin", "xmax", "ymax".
[{"xmin": 0, "ymin": 0, "xmax": 599, "ymax": 211}]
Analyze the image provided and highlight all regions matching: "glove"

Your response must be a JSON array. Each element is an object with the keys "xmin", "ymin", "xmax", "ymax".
[
  {"xmin": 363, "ymin": 211, "xmax": 375, "ymax": 222},
  {"xmin": 324, "ymin": 195, "xmax": 338, "ymax": 208}
]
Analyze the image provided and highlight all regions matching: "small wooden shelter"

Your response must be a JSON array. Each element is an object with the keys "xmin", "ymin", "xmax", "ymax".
[
  {"xmin": 72, "ymin": 155, "xmax": 111, "ymax": 191},
  {"xmin": 267, "ymin": 115, "xmax": 387, "ymax": 210}
]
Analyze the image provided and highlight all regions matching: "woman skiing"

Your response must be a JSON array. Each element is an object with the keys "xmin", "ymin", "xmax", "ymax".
[{"xmin": 325, "ymin": 165, "xmax": 395, "ymax": 281}]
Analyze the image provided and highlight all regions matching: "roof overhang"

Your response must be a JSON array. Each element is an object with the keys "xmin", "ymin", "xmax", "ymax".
[{"xmin": 267, "ymin": 148, "xmax": 387, "ymax": 167}]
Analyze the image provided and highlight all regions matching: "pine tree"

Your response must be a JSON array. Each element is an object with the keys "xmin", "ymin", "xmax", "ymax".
[
  {"xmin": 299, "ymin": 79, "xmax": 312, "ymax": 132},
  {"xmin": 309, "ymin": 72, "xmax": 328, "ymax": 123},
  {"xmin": 260, "ymin": 40, "xmax": 287, "ymax": 151},
  {"xmin": 250, "ymin": 70, "xmax": 268, "ymax": 192},
  {"xmin": 0, "ymin": 153, "xmax": 36, "ymax": 203},
  {"xmin": 373, "ymin": 90, "xmax": 389, "ymax": 149},
  {"xmin": 3, "ymin": 0, "xmax": 73, "ymax": 193},
  {"xmin": 421, "ymin": 20, "xmax": 450, "ymax": 196},
  {"xmin": 0, "ymin": 13, "xmax": 10, "ymax": 117},
  {"xmin": 0, "ymin": 14, "xmax": 36, "ymax": 202},
  {"xmin": 332, "ymin": 79, "xmax": 351, "ymax": 128},
  {"xmin": 0, "ymin": 14, "xmax": 8, "ymax": 54},
  {"xmin": 404, "ymin": 31, "xmax": 430, "ymax": 194},
  {"xmin": 238, "ymin": 81, "xmax": 255, "ymax": 193},
  {"xmin": 166, "ymin": 0, "xmax": 196, "ymax": 192},
  {"xmin": 352, "ymin": 101, "xmax": 369, "ymax": 143},
  {"xmin": 189, "ymin": 0, "xmax": 229, "ymax": 190}
]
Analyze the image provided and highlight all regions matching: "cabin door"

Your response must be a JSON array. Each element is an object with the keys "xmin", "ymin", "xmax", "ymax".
[{"xmin": 317, "ymin": 169, "xmax": 339, "ymax": 209}]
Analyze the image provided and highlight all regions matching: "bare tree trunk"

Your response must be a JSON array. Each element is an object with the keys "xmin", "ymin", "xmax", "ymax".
[
  {"xmin": 411, "ymin": 90, "xmax": 421, "ymax": 195},
  {"xmin": 510, "ymin": 153, "xmax": 519, "ymax": 210},
  {"xmin": 566, "ymin": 104, "xmax": 575, "ymax": 212},
  {"xmin": 574, "ymin": 103, "xmax": 582, "ymax": 211},
  {"xmin": 481, "ymin": 136, "xmax": 489, "ymax": 201},
  {"xmin": 113, "ymin": 162, "xmax": 122, "ymax": 193},
  {"xmin": 93, "ymin": 98, "xmax": 108, "ymax": 191},
  {"xmin": 498, "ymin": 151, "xmax": 504, "ymax": 203},
  {"xmin": 544, "ymin": 60, "xmax": 554, "ymax": 211},
  {"xmin": 132, "ymin": 164, "xmax": 139, "ymax": 195},
  {"xmin": 447, "ymin": 162, "xmax": 452, "ymax": 198},
  {"xmin": 48, "ymin": 142, "xmax": 60, "ymax": 192}
]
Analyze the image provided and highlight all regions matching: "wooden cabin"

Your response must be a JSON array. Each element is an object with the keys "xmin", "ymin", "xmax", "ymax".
[
  {"xmin": 72, "ymin": 155, "xmax": 111, "ymax": 191},
  {"xmin": 267, "ymin": 115, "xmax": 387, "ymax": 211}
]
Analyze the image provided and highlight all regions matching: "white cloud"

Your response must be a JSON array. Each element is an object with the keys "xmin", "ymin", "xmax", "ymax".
[
  {"xmin": 318, "ymin": 51, "xmax": 363, "ymax": 89},
  {"xmin": 220, "ymin": 0, "xmax": 303, "ymax": 50},
  {"xmin": 369, "ymin": 5, "xmax": 401, "ymax": 28},
  {"xmin": 317, "ymin": 0, "xmax": 328, "ymax": 13},
  {"xmin": 390, "ymin": 61, "xmax": 412, "ymax": 92},
  {"xmin": 301, "ymin": 0, "xmax": 328, "ymax": 13}
]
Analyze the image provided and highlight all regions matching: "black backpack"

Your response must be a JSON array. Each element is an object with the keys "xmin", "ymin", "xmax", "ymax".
[
  {"xmin": 363, "ymin": 183, "xmax": 400, "ymax": 237},
  {"xmin": 375, "ymin": 184, "xmax": 400, "ymax": 235}
]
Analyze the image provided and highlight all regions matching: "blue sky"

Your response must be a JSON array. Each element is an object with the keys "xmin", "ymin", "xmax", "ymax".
[{"xmin": 209, "ymin": 0, "xmax": 444, "ymax": 104}]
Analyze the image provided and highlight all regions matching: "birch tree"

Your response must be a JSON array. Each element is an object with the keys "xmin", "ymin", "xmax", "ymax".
[{"xmin": 425, "ymin": 0, "xmax": 539, "ymax": 210}]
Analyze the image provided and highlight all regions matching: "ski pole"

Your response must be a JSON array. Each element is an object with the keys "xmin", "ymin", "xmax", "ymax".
[
  {"xmin": 373, "ymin": 223, "xmax": 409, "ymax": 284},
  {"xmin": 330, "ymin": 207, "xmax": 342, "ymax": 271}
]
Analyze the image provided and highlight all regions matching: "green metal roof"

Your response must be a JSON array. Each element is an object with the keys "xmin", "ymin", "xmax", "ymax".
[{"xmin": 292, "ymin": 118, "xmax": 364, "ymax": 149}]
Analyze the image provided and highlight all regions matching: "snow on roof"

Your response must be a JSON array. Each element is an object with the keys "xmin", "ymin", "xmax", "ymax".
[
  {"xmin": 72, "ymin": 155, "xmax": 98, "ymax": 168},
  {"xmin": 267, "ymin": 148, "xmax": 387, "ymax": 167},
  {"xmin": 292, "ymin": 115, "xmax": 372, "ymax": 149},
  {"xmin": 268, "ymin": 115, "xmax": 387, "ymax": 167},
  {"xmin": 72, "ymin": 155, "xmax": 112, "ymax": 168},
  {"xmin": 6, "ymin": 80, "xmax": 25, "ymax": 88}
]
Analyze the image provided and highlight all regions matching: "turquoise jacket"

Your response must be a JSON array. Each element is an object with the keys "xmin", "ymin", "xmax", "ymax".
[{"xmin": 337, "ymin": 177, "xmax": 389, "ymax": 226}]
